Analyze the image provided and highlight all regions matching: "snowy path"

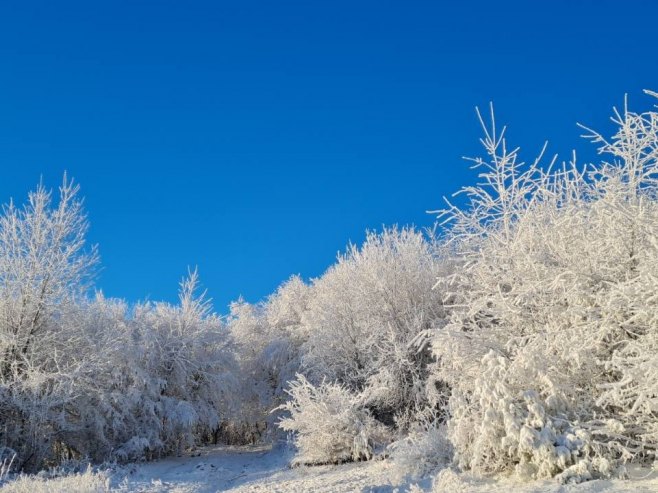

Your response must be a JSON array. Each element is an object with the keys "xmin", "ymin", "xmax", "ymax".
[
  {"xmin": 113, "ymin": 444, "xmax": 287, "ymax": 492},
  {"xmin": 109, "ymin": 443, "xmax": 402, "ymax": 492},
  {"xmin": 111, "ymin": 444, "xmax": 397, "ymax": 492}
]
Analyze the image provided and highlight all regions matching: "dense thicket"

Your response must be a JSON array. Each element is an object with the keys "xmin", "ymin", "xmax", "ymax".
[
  {"xmin": 3, "ymin": 92, "xmax": 658, "ymax": 486},
  {"xmin": 0, "ymin": 180, "xmax": 237, "ymax": 471},
  {"xmin": 226, "ymin": 226, "xmax": 447, "ymax": 462},
  {"xmin": 272, "ymin": 91, "xmax": 658, "ymax": 482}
]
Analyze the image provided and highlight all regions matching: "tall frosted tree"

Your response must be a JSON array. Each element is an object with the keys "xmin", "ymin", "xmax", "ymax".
[
  {"xmin": 428, "ymin": 91, "xmax": 658, "ymax": 482},
  {"xmin": 0, "ymin": 176, "xmax": 97, "ymax": 379},
  {"xmin": 0, "ymin": 176, "xmax": 98, "ymax": 469}
]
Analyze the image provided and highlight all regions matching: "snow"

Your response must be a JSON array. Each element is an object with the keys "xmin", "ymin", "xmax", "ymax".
[
  {"xmin": 117, "ymin": 447, "xmax": 658, "ymax": 493},
  {"xmin": 114, "ymin": 444, "xmax": 284, "ymax": 492},
  {"xmin": 106, "ymin": 444, "xmax": 399, "ymax": 492},
  {"xmin": 5, "ymin": 445, "xmax": 657, "ymax": 493}
]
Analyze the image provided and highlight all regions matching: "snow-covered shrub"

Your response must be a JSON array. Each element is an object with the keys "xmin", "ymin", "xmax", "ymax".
[
  {"xmin": 228, "ymin": 229, "xmax": 450, "ymax": 456},
  {"xmin": 227, "ymin": 276, "xmax": 312, "ymax": 442},
  {"xmin": 301, "ymin": 227, "xmax": 448, "ymax": 430},
  {"xmin": 429, "ymin": 92, "xmax": 658, "ymax": 480},
  {"xmin": 388, "ymin": 424, "xmax": 452, "ymax": 482},
  {"xmin": 277, "ymin": 374, "xmax": 389, "ymax": 465},
  {"xmin": 84, "ymin": 272, "xmax": 237, "ymax": 461},
  {"xmin": 124, "ymin": 270, "xmax": 236, "ymax": 457},
  {"xmin": 0, "ymin": 177, "xmax": 240, "ymax": 470},
  {"xmin": 0, "ymin": 466, "xmax": 110, "ymax": 493},
  {"xmin": 429, "ymin": 468, "xmax": 484, "ymax": 493},
  {"xmin": 446, "ymin": 351, "xmax": 616, "ymax": 480}
]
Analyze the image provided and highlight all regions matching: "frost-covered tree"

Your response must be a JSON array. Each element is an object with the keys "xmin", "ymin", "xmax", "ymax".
[
  {"xmin": 0, "ymin": 177, "xmax": 98, "ymax": 470},
  {"xmin": 429, "ymin": 91, "xmax": 658, "ymax": 482},
  {"xmin": 263, "ymin": 275, "xmax": 312, "ymax": 393},
  {"xmin": 1, "ymin": 270, "xmax": 239, "ymax": 469},
  {"xmin": 301, "ymin": 226, "xmax": 448, "ymax": 430},
  {"xmin": 0, "ymin": 175, "xmax": 97, "ymax": 378},
  {"xmin": 0, "ymin": 179, "xmax": 241, "ymax": 471}
]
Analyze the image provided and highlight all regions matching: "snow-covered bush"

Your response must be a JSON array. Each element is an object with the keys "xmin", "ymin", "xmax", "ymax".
[
  {"xmin": 388, "ymin": 424, "xmax": 452, "ymax": 483},
  {"xmin": 277, "ymin": 374, "xmax": 389, "ymax": 465},
  {"xmin": 231, "ymin": 228, "xmax": 450, "ymax": 443},
  {"xmin": 74, "ymin": 272, "xmax": 237, "ymax": 462},
  {"xmin": 271, "ymin": 228, "xmax": 449, "ymax": 466},
  {"xmin": 226, "ymin": 275, "xmax": 311, "ymax": 443},
  {"xmin": 446, "ymin": 351, "xmax": 617, "ymax": 480},
  {"xmin": 123, "ymin": 270, "xmax": 236, "ymax": 457},
  {"xmin": 0, "ymin": 466, "xmax": 110, "ymax": 493},
  {"xmin": 429, "ymin": 91, "xmax": 658, "ymax": 480},
  {"xmin": 0, "ymin": 178, "xmax": 240, "ymax": 470},
  {"xmin": 301, "ymin": 227, "xmax": 448, "ymax": 430}
]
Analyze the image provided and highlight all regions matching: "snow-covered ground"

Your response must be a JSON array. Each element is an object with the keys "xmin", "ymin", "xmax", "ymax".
[
  {"xmin": 109, "ymin": 443, "xmax": 400, "ymax": 492},
  {"xmin": 3, "ymin": 444, "xmax": 658, "ymax": 492}
]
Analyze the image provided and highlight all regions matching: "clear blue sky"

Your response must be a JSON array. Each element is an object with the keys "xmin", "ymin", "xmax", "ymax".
[{"xmin": 1, "ymin": 1, "xmax": 656, "ymax": 311}]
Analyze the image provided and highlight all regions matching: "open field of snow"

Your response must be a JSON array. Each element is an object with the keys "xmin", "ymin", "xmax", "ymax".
[{"xmin": 3, "ymin": 444, "xmax": 658, "ymax": 493}]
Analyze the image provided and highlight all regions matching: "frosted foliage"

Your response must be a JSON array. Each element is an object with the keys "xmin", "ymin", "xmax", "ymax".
[
  {"xmin": 233, "ymin": 230, "xmax": 448, "ymax": 441},
  {"xmin": 71, "ymin": 272, "xmax": 238, "ymax": 463},
  {"xmin": 302, "ymin": 227, "xmax": 448, "ymax": 428},
  {"xmin": 265, "ymin": 276, "xmax": 312, "ymax": 345},
  {"xmin": 597, "ymin": 305, "xmax": 658, "ymax": 451},
  {"xmin": 447, "ymin": 351, "xmax": 614, "ymax": 480},
  {"xmin": 0, "ymin": 176, "xmax": 98, "ymax": 375},
  {"xmin": 430, "ymin": 91, "xmax": 658, "ymax": 480},
  {"xmin": 0, "ymin": 467, "xmax": 110, "ymax": 493},
  {"xmin": 388, "ymin": 425, "xmax": 452, "ymax": 482},
  {"xmin": 2, "ymin": 282, "xmax": 237, "ymax": 468},
  {"xmin": 0, "ymin": 178, "xmax": 98, "ymax": 471},
  {"xmin": 226, "ymin": 276, "xmax": 311, "ymax": 441},
  {"xmin": 262, "ymin": 276, "xmax": 313, "ymax": 405},
  {"xmin": 277, "ymin": 374, "xmax": 389, "ymax": 465}
]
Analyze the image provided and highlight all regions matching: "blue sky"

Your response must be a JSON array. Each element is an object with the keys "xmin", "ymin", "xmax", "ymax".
[{"xmin": 1, "ymin": 1, "xmax": 657, "ymax": 311}]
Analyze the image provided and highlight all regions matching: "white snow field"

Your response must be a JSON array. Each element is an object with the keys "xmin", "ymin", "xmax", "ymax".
[{"xmin": 3, "ymin": 444, "xmax": 658, "ymax": 493}]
